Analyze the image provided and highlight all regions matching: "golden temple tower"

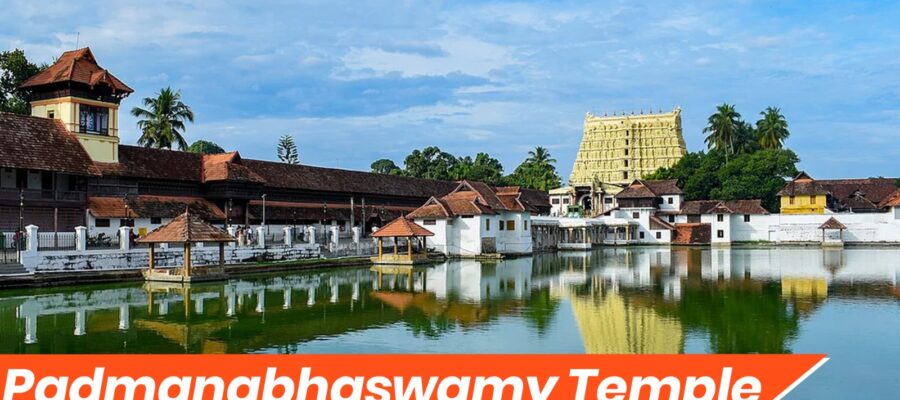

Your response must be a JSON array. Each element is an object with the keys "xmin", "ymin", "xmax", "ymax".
[{"xmin": 569, "ymin": 108, "xmax": 687, "ymax": 187}]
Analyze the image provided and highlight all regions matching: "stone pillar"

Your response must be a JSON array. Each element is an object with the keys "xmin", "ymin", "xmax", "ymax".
[
  {"xmin": 24, "ymin": 225, "xmax": 38, "ymax": 255},
  {"xmin": 75, "ymin": 226, "xmax": 87, "ymax": 252},
  {"xmin": 330, "ymin": 226, "xmax": 340, "ymax": 247},
  {"xmin": 255, "ymin": 290, "xmax": 265, "ymax": 313},
  {"xmin": 283, "ymin": 288, "xmax": 292, "ymax": 310},
  {"xmin": 306, "ymin": 226, "xmax": 316, "ymax": 245},
  {"xmin": 74, "ymin": 309, "xmax": 86, "ymax": 336},
  {"xmin": 283, "ymin": 226, "xmax": 293, "ymax": 247},
  {"xmin": 119, "ymin": 226, "xmax": 131, "ymax": 251},
  {"xmin": 118, "ymin": 305, "xmax": 130, "ymax": 330},
  {"xmin": 351, "ymin": 227, "xmax": 361, "ymax": 244},
  {"xmin": 227, "ymin": 226, "xmax": 237, "ymax": 248},
  {"xmin": 256, "ymin": 226, "xmax": 266, "ymax": 248}
]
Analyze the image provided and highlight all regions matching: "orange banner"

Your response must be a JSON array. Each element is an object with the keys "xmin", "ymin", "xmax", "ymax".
[{"xmin": 0, "ymin": 355, "xmax": 827, "ymax": 400}]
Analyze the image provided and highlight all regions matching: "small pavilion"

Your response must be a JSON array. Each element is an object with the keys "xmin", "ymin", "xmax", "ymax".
[
  {"xmin": 819, "ymin": 217, "xmax": 847, "ymax": 247},
  {"xmin": 137, "ymin": 209, "xmax": 235, "ymax": 282},
  {"xmin": 370, "ymin": 217, "xmax": 434, "ymax": 265}
]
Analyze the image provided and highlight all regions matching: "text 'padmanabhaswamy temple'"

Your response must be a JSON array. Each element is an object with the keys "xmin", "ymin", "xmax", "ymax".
[{"xmin": 551, "ymin": 108, "xmax": 688, "ymax": 217}]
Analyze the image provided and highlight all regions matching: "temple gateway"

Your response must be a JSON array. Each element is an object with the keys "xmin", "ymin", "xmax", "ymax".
[{"xmin": 551, "ymin": 108, "xmax": 687, "ymax": 217}]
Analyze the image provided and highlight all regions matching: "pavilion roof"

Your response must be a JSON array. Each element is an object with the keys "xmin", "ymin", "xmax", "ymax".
[
  {"xmin": 818, "ymin": 217, "xmax": 847, "ymax": 230},
  {"xmin": 21, "ymin": 47, "xmax": 133, "ymax": 93},
  {"xmin": 371, "ymin": 217, "xmax": 434, "ymax": 238},
  {"xmin": 137, "ymin": 210, "xmax": 235, "ymax": 243}
]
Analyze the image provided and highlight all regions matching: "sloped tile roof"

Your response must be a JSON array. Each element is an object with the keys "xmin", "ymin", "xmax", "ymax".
[
  {"xmin": 371, "ymin": 217, "xmax": 434, "ymax": 237},
  {"xmin": 616, "ymin": 179, "xmax": 682, "ymax": 199},
  {"xmin": 138, "ymin": 210, "xmax": 234, "ymax": 243},
  {"xmin": 680, "ymin": 199, "xmax": 770, "ymax": 215},
  {"xmin": 879, "ymin": 189, "xmax": 900, "ymax": 208},
  {"xmin": 819, "ymin": 217, "xmax": 846, "ymax": 230},
  {"xmin": 89, "ymin": 196, "xmax": 225, "ymax": 220},
  {"xmin": 649, "ymin": 215, "xmax": 675, "ymax": 230},
  {"xmin": 21, "ymin": 48, "xmax": 133, "ymax": 93},
  {"xmin": 0, "ymin": 113, "xmax": 99, "ymax": 176},
  {"xmin": 96, "ymin": 145, "xmax": 203, "ymax": 181},
  {"xmin": 202, "ymin": 152, "xmax": 266, "ymax": 183}
]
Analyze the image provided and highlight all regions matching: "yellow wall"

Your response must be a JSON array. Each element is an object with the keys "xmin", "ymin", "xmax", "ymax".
[
  {"xmin": 30, "ymin": 96, "xmax": 120, "ymax": 163},
  {"xmin": 779, "ymin": 194, "xmax": 827, "ymax": 214}
]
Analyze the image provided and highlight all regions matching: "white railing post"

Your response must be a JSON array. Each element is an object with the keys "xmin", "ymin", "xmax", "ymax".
[
  {"xmin": 352, "ymin": 227, "xmax": 361, "ymax": 245},
  {"xmin": 307, "ymin": 226, "xmax": 316, "ymax": 245},
  {"xmin": 283, "ymin": 227, "xmax": 293, "ymax": 247},
  {"xmin": 75, "ymin": 226, "xmax": 87, "ymax": 253},
  {"xmin": 24, "ymin": 225, "xmax": 38, "ymax": 255},
  {"xmin": 256, "ymin": 226, "xmax": 266, "ymax": 248},
  {"xmin": 330, "ymin": 226, "xmax": 340, "ymax": 247},
  {"xmin": 227, "ymin": 226, "xmax": 237, "ymax": 248},
  {"xmin": 119, "ymin": 226, "xmax": 132, "ymax": 251}
]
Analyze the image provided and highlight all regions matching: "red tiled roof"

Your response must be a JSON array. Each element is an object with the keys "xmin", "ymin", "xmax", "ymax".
[
  {"xmin": 778, "ymin": 171, "xmax": 829, "ymax": 196},
  {"xmin": 89, "ymin": 195, "xmax": 225, "ymax": 220},
  {"xmin": 649, "ymin": 215, "xmax": 675, "ymax": 230},
  {"xmin": 20, "ymin": 48, "xmax": 133, "ymax": 93},
  {"xmin": 819, "ymin": 217, "xmax": 846, "ymax": 230},
  {"xmin": 819, "ymin": 178, "xmax": 898, "ymax": 210},
  {"xmin": 137, "ymin": 210, "xmax": 234, "ymax": 243},
  {"xmin": 96, "ymin": 145, "xmax": 203, "ymax": 181},
  {"xmin": 0, "ymin": 113, "xmax": 99, "ymax": 176},
  {"xmin": 202, "ymin": 152, "xmax": 266, "ymax": 183},
  {"xmin": 616, "ymin": 179, "xmax": 682, "ymax": 199},
  {"xmin": 407, "ymin": 180, "xmax": 547, "ymax": 219},
  {"xmin": 371, "ymin": 217, "xmax": 434, "ymax": 237},
  {"xmin": 879, "ymin": 189, "xmax": 900, "ymax": 208},
  {"xmin": 680, "ymin": 200, "xmax": 770, "ymax": 215}
]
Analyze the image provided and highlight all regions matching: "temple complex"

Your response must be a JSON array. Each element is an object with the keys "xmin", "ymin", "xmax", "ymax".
[{"xmin": 553, "ymin": 108, "xmax": 687, "ymax": 217}]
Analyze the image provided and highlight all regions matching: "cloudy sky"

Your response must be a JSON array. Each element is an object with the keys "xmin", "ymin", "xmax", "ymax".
[{"xmin": 2, "ymin": 0, "xmax": 899, "ymax": 180}]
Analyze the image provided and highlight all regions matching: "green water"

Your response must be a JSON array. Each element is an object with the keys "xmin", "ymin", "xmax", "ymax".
[{"xmin": 1, "ymin": 247, "xmax": 899, "ymax": 398}]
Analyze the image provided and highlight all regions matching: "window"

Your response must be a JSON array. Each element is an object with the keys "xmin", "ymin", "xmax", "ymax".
[
  {"xmin": 524, "ymin": 220, "xmax": 528, "ymax": 231},
  {"xmin": 423, "ymin": 219, "xmax": 436, "ymax": 225},
  {"xmin": 461, "ymin": 215, "xmax": 474, "ymax": 219},
  {"xmin": 639, "ymin": 231, "xmax": 645, "ymax": 239},
  {"xmin": 624, "ymin": 160, "xmax": 629, "ymax": 167},
  {"xmin": 485, "ymin": 219, "xmax": 490, "ymax": 231},
  {"xmin": 624, "ymin": 149, "xmax": 629, "ymax": 156},
  {"xmin": 551, "ymin": 198, "xmax": 560, "ymax": 205},
  {"xmin": 743, "ymin": 215, "xmax": 751, "ymax": 222},
  {"xmin": 667, "ymin": 197, "xmax": 673, "ymax": 204},
  {"xmin": 623, "ymin": 172, "xmax": 628, "ymax": 180},
  {"xmin": 717, "ymin": 214, "xmax": 724, "ymax": 222},
  {"xmin": 809, "ymin": 196, "xmax": 816, "ymax": 204},
  {"xmin": 604, "ymin": 198, "xmax": 613, "ymax": 204},
  {"xmin": 717, "ymin": 230, "xmax": 725, "ymax": 238},
  {"xmin": 506, "ymin": 220, "xmax": 515, "ymax": 231},
  {"xmin": 79, "ymin": 104, "xmax": 109, "ymax": 134},
  {"xmin": 789, "ymin": 196, "xmax": 795, "ymax": 205},
  {"xmin": 95, "ymin": 219, "xmax": 111, "ymax": 228},
  {"xmin": 632, "ymin": 212, "xmax": 639, "ymax": 219},
  {"xmin": 655, "ymin": 232, "xmax": 662, "ymax": 239},
  {"xmin": 47, "ymin": 110, "xmax": 55, "ymax": 119},
  {"xmin": 150, "ymin": 217, "xmax": 162, "ymax": 224},
  {"xmin": 668, "ymin": 215, "xmax": 675, "ymax": 223},
  {"xmin": 563, "ymin": 198, "xmax": 569, "ymax": 204},
  {"xmin": 499, "ymin": 221, "xmax": 505, "ymax": 230},
  {"xmin": 625, "ymin": 139, "xmax": 629, "ymax": 145}
]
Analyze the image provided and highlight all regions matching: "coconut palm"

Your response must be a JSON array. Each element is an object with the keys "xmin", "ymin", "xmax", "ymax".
[
  {"xmin": 703, "ymin": 103, "xmax": 742, "ymax": 160},
  {"xmin": 131, "ymin": 87, "xmax": 194, "ymax": 150},
  {"xmin": 756, "ymin": 107, "xmax": 789, "ymax": 149},
  {"xmin": 526, "ymin": 146, "xmax": 556, "ymax": 166}
]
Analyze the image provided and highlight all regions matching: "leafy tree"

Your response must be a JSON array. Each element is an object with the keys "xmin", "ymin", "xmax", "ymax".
[
  {"xmin": 756, "ymin": 107, "xmax": 790, "ymax": 149},
  {"xmin": 131, "ymin": 87, "xmax": 194, "ymax": 150},
  {"xmin": 703, "ymin": 103, "xmax": 742, "ymax": 160},
  {"xmin": 277, "ymin": 134, "xmax": 299, "ymax": 164},
  {"xmin": 504, "ymin": 147, "xmax": 562, "ymax": 191},
  {"xmin": 711, "ymin": 149, "xmax": 799, "ymax": 212},
  {"xmin": 186, "ymin": 140, "xmax": 225, "ymax": 154},
  {"xmin": 370, "ymin": 158, "xmax": 403, "ymax": 175},
  {"xmin": 403, "ymin": 146, "xmax": 458, "ymax": 180},
  {"xmin": 0, "ymin": 49, "xmax": 46, "ymax": 115},
  {"xmin": 451, "ymin": 153, "xmax": 504, "ymax": 185}
]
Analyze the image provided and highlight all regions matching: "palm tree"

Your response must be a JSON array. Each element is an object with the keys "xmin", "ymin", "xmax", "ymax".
[
  {"xmin": 526, "ymin": 147, "xmax": 556, "ymax": 166},
  {"xmin": 131, "ymin": 87, "xmax": 194, "ymax": 150},
  {"xmin": 703, "ymin": 103, "xmax": 742, "ymax": 161},
  {"xmin": 756, "ymin": 107, "xmax": 789, "ymax": 149}
]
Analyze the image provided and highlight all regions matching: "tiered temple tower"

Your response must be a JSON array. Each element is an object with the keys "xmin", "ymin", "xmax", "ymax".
[{"xmin": 569, "ymin": 107, "xmax": 687, "ymax": 187}]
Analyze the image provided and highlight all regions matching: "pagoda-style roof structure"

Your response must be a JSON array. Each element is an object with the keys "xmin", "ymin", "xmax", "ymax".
[
  {"xmin": 818, "ymin": 217, "xmax": 847, "ymax": 230},
  {"xmin": 137, "ymin": 210, "xmax": 234, "ymax": 283},
  {"xmin": 21, "ymin": 47, "xmax": 133, "ymax": 94},
  {"xmin": 818, "ymin": 217, "xmax": 846, "ymax": 247},
  {"xmin": 371, "ymin": 217, "xmax": 434, "ymax": 238},
  {"xmin": 371, "ymin": 217, "xmax": 434, "ymax": 266}
]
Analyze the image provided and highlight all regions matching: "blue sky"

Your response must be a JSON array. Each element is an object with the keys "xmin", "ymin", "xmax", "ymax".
[{"xmin": 2, "ymin": 0, "xmax": 899, "ymax": 180}]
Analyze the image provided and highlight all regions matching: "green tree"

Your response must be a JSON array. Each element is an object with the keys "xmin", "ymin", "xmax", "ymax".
[
  {"xmin": 403, "ymin": 146, "xmax": 458, "ymax": 180},
  {"xmin": 0, "ymin": 49, "xmax": 46, "ymax": 115},
  {"xmin": 370, "ymin": 158, "xmax": 403, "ymax": 175},
  {"xmin": 703, "ymin": 104, "xmax": 742, "ymax": 160},
  {"xmin": 450, "ymin": 153, "xmax": 504, "ymax": 185},
  {"xmin": 186, "ymin": 140, "xmax": 225, "ymax": 154},
  {"xmin": 504, "ymin": 147, "xmax": 562, "ymax": 191},
  {"xmin": 277, "ymin": 134, "xmax": 299, "ymax": 164},
  {"xmin": 756, "ymin": 107, "xmax": 790, "ymax": 149},
  {"xmin": 711, "ymin": 149, "xmax": 800, "ymax": 212},
  {"xmin": 131, "ymin": 87, "xmax": 194, "ymax": 150}
]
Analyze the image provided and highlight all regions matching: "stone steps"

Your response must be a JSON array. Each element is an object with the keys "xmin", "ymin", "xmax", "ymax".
[{"xmin": 0, "ymin": 264, "xmax": 28, "ymax": 275}]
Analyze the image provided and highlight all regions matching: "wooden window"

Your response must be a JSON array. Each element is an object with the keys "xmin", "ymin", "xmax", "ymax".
[
  {"xmin": 639, "ymin": 231, "xmax": 645, "ymax": 239},
  {"xmin": 423, "ymin": 219, "xmax": 436, "ymax": 225},
  {"xmin": 524, "ymin": 220, "xmax": 528, "ymax": 231},
  {"xmin": 632, "ymin": 212, "xmax": 639, "ymax": 219},
  {"xmin": 151, "ymin": 217, "xmax": 162, "ymax": 224},
  {"xmin": 668, "ymin": 215, "xmax": 675, "ymax": 223},
  {"xmin": 485, "ymin": 219, "xmax": 490, "ymax": 231},
  {"xmin": 506, "ymin": 220, "xmax": 515, "ymax": 231},
  {"xmin": 79, "ymin": 104, "xmax": 109, "ymax": 134},
  {"xmin": 551, "ymin": 198, "xmax": 560, "ymax": 205},
  {"xmin": 743, "ymin": 215, "xmax": 751, "ymax": 222},
  {"xmin": 717, "ymin": 214, "xmax": 724, "ymax": 222},
  {"xmin": 47, "ymin": 110, "xmax": 55, "ymax": 119},
  {"xmin": 562, "ymin": 198, "xmax": 569, "ymax": 204},
  {"xmin": 809, "ymin": 196, "xmax": 816, "ymax": 204},
  {"xmin": 120, "ymin": 219, "xmax": 134, "ymax": 227},
  {"xmin": 604, "ymin": 198, "xmax": 613, "ymax": 204},
  {"xmin": 655, "ymin": 232, "xmax": 661, "ymax": 239},
  {"xmin": 624, "ymin": 160, "xmax": 629, "ymax": 167},
  {"xmin": 624, "ymin": 148, "xmax": 629, "ymax": 155},
  {"xmin": 789, "ymin": 196, "xmax": 795, "ymax": 205},
  {"xmin": 95, "ymin": 219, "xmax": 110, "ymax": 227},
  {"xmin": 667, "ymin": 197, "xmax": 673, "ymax": 204},
  {"xmin": 499, "ymin": 221, "xmax": 505, "ymax": 230},
  {"xmin": 717, "ymin": 230, "xmax": 725, "ymax": 238},
  {"xmin": 623, "ymin": 171, "xmax": 629, "ymax": 180}
]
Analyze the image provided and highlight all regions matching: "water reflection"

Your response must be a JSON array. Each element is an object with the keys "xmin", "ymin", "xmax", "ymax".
[{"xmin": 0, "ymin": 247, "xmax": 898, "ymax": 355}]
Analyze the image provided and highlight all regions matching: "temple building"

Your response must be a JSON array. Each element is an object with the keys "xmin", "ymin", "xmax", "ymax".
[
  {"xmin": 0, "ymin": 48, "xmax": 550, "ymax": 239},
  {"xmin": 554, "ymin": 108, "xmax": 687, "ymax": 217}
]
